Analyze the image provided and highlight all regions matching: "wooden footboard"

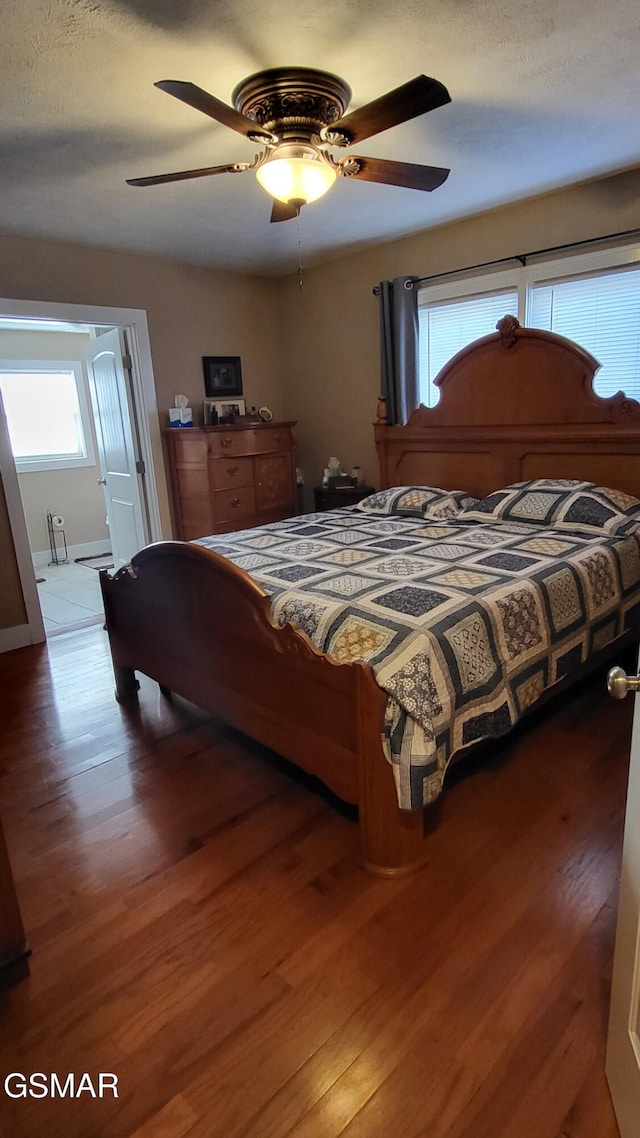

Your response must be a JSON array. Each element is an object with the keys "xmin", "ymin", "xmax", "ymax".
[{"xmin": 100, "ymin": 542, "xmax": 426, "ymax": 875}]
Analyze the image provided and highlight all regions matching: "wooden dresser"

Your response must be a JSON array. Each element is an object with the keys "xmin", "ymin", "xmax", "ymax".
[{"xmin": 164, "ymin": 421, "xmax": 297, "ymax": 539}]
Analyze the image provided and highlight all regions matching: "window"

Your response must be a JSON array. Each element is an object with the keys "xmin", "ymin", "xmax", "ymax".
[
  {"xmin": 418, "ymin": 287, "xmax": 518, "ymax": 406},
  {"xmin": 0, "ymin": 361, "xmax": 95, "ymax": 472},
  {"xmin": 418, "ymin": 243, "xmax": 640, "ymax": 406},
  {"xmin": 528, "ymin": 267, "xmax": 640, "ymax": 400}
]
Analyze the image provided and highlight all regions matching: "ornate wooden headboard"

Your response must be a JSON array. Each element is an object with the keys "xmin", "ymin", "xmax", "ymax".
[{"xmin": 375, "ymin": 316, "xmax": 640, "ymax": 498}]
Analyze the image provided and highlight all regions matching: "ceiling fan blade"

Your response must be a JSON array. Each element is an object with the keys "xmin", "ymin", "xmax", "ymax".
[
  {"xmin": 127, "ymin": 162, "xmax": 249, "ymax": 187},
  {"xmin": 270, "ymin": 199, "xmax": 302, "ymax": 223},
  {"xmin": 155, "ymin": 80, "xmax": 274, "ymax": 141},
  {"xmin": 345, "ymin": 156, "xmax": 450, "ymax": 192},
  {"xmin": 332, "ymin": 75, "xmax": 451, "ymax": 144}
]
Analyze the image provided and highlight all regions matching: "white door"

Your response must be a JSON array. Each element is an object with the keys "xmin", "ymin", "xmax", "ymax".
[
  {"xmin": 606, "ymin": 648, "xmax": 640, "ymax": 1137},
  {"xmin": 86, "ymin": 329, "xmax": 147, "ymax": 569}
]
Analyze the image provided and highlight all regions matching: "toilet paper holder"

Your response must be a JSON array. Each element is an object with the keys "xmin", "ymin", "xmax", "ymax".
[{"xmin": 47, "ymin": 510, "xmax": 69, "ymax": 566}]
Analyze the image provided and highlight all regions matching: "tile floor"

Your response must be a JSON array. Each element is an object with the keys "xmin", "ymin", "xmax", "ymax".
[{"xmin": 35, "ymin": 560, "xmax": 107, "ymax": 635}]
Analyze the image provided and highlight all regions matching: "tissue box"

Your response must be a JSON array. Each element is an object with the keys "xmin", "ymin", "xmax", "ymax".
[{"xmin": 169, "ymin": 407, "xmax": 194, "ymax": 426}]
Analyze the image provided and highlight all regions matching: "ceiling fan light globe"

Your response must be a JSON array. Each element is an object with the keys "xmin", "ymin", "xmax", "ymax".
[{"xmin": 256, "ymin": 156, "xmax": 336, "ymax": 205}]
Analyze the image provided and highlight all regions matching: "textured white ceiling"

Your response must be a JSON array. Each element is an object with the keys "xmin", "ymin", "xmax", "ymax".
[{"xmin": 2, "ymin": 0, "xmax": 640, "ymax": 275}]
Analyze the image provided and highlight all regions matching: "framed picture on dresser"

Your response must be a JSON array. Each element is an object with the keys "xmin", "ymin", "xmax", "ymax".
[{"xmin": 205, "ymin": 398, "xmax": 246, "ymax": 425}]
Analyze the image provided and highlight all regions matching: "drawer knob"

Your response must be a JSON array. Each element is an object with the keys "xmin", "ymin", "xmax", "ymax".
[
  {"xmin": 220, "ymin": 439, "xmax": 233, "ymax": 448},
  {"xmin": 231, "ymin": 497, "xmax": 241, "ymax": 508},
  {"xmin": 227, "ymin": 465, "xmax": 239, "ymax": 475}
]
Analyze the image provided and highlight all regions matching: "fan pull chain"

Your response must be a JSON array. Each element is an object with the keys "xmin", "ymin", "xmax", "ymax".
[{"xmin": 297, "ymin": 213, "xmax": 304, "ymax": 290}]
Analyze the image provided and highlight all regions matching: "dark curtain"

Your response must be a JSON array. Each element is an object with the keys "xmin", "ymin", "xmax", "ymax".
[{"xmin": 374, "ymin": 275, "xmax": 420, "ymax": 425}]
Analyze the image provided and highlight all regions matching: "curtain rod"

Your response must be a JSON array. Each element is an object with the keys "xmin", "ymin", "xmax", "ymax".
[{"xmin": 412, "ymin": 227, "xmax": 640, "ymax": 288}]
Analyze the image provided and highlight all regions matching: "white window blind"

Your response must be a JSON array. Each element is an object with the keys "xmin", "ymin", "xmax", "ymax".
[
  {"xmin": 528, "ymin": 268, "xmax": 640, "ymax": 399},
  {"xmin": 418, "ymin": 290, "xmax": 518, "ymax": 406}
]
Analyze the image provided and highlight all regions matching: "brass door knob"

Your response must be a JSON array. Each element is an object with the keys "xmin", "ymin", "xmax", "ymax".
[{"xmin": 607, "ymin": 665, "xmax": 640, "ymax": 700}]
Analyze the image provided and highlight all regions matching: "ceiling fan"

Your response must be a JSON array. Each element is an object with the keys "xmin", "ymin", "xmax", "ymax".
[{"xmin": 127, "ymin": 67, "xmax": 451, "ymax": 222}]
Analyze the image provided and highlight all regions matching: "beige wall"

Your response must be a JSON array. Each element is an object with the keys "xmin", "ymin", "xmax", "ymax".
[
  {"xmin": 2, "ymin": 166, "xmax": 640, "ymax": 632},
  {"xmin": 278, "ymin": 167, "xmax": 640, "ymax": 509},
  {"xmin": 0, "ymin": 329, "xmax": 109, "ymax": 555},
  {"xmin": 0, "ymin": 236, "xmax": 282, "ymax": 630},
  {"xmin": 0, "ymin": 235, "xmax": 283, "ymax": 425}
]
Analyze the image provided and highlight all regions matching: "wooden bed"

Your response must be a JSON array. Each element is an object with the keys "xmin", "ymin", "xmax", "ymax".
[{"xmin": 100, "ymin": 318, "xmax": 640, "ymax": 876}]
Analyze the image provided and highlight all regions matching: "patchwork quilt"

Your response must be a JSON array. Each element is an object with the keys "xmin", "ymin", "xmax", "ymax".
[{"xmin": 196, "ymin": 509, "xmax": 640, "ymax": 810}]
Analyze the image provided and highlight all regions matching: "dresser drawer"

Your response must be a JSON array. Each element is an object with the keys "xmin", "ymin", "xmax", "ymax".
[
  {"xmin": 254, "ymin": 427, "xmax": 291, "ymax": 454},
  {"xmin": 210, "ymin": 455, "xmax": 253, "ymax": 490},
  {"xmin": 213, "ymin": 485, "xmax": 257, "ymax": 524},
  {"xmin": 208, "ymin": 426, "xmax": 291, "ymax": 458},
  {"xmin": 170, "ymin": 433, "xmax": 208, "ymax": 465}
]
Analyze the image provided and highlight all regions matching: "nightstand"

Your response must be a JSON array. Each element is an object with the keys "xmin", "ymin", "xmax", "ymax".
[{"xmin": 313, "ymin": 485, "xmax": 375, "ymax": 511}]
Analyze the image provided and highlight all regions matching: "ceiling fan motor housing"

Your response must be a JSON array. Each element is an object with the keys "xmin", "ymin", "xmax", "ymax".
[{"xmin": 232, "ymin": 68, "xmax": 352, "ymax": 144}]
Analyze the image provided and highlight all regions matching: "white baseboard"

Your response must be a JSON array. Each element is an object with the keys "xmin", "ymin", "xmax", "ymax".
[
  {"xmin": 32, "ymin": 539, "xmax": 112, "ymax": 570},
  {"xmin": 0, "ymin": 624, "xmax": 40, "ymax": 653}
]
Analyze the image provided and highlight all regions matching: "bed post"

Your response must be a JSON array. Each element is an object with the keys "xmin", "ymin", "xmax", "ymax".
[
  {"xmin": 112, "ymin": 664, "xmax": 140, "ymax": 704},
  {"xmin": 100, "ymin": 570, "xmax": 140, "ymax": 703},
  {"xmin": 355, "ymin": 664, "xmax": 427, "ymax": 876}
]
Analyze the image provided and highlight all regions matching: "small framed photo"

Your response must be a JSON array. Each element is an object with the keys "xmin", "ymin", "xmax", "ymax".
[
  {"xmin": 202, "ymin": 356, "xmax": 243, "ymax": 399},
  {"xmin": 205, "ymin": 398, "xmax": 246, "ymax": 425}
]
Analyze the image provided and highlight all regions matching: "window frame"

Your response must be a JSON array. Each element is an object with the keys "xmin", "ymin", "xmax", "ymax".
[{"xmin": 0, "ymin": 359, "xmax": 96, "ymax": 473}]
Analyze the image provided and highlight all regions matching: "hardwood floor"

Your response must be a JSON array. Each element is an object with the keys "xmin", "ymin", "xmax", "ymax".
[{"xmin": 0, "ymin": 625, "xmax": 633, "ymax": 1137}]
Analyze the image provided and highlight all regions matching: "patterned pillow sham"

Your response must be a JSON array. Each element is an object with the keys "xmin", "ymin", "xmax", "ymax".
[
  {"xmin": 459, "ymin": 478, "xmax": 640, "ymax": 536},
  {"xmin": 354, "ymin": 485, "xmax": 478, "ymax": 519}
]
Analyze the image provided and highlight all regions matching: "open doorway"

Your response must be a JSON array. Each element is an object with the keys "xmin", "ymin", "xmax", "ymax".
[{"xmin": 0, "ymin": 298, "xmax": 167, "ymax": 644}]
